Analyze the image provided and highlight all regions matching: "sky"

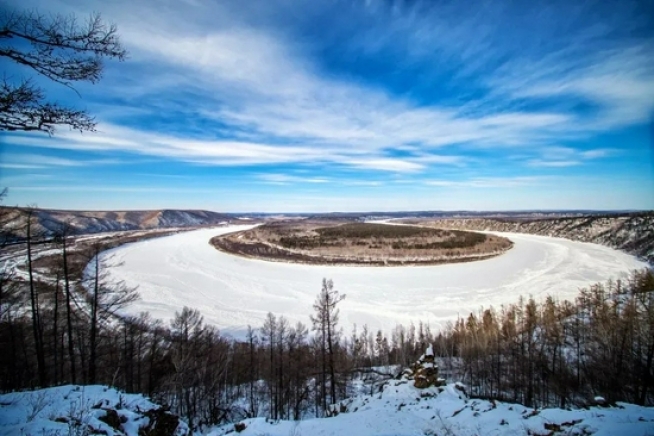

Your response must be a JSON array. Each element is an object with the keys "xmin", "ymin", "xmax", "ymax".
[{"xmin": 1, "ymin": 0, "xmax": 654, "ymax": 213}]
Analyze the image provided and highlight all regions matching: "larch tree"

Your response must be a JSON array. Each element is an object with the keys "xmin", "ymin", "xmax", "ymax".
[
  {"xmin": 169, "ymin": 306, "xmax": 205, "ymax": 429},
  {"xmin": 245, "ymin": 325, "xmax": 259, "ymax": 417},
  {"xmin": 261, "ymin": 312, "xmax": 277, "ymax": 419},
  {"xmin": 310, "ymin": 278, "xmax": 345, "ymax": 411}
]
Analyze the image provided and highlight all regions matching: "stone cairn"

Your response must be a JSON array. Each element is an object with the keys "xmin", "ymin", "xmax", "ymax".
[{"xmin": 410, "ymin": 344, "xmax": 446, "ymax": 389}]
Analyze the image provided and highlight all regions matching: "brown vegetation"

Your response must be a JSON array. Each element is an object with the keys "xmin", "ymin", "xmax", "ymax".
[{"xmin": 212, "ymin": 221, "xmax": 512, "ymax": 265}]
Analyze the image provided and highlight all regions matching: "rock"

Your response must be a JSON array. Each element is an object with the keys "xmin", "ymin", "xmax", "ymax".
[
  {"xmin": 138, "ymin": 407, "xmax": 181, "ymax": 436},
  {"xmin": 98, "ymin": 409, "xmax": 122, "ymax": 432}
]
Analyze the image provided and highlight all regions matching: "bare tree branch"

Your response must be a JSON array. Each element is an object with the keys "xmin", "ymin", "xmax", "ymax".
[
  {"xmin": 0, "ymin": 9, "xmax": 126, "ymax": 134},
  {"xmin": 0, "ymin": 78, "xmax": 95, "ymax": 134}
]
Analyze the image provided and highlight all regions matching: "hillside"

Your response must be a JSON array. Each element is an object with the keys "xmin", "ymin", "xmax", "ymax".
[
  {"xmin": 0, "ymin": 207, "xmax": 240, "ymax": 239},
  {"xmin": 418, "ymin": 212, "xmax": 654, "ymax": 264}
]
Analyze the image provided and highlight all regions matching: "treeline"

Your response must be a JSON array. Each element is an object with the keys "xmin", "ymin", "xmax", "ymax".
[
  {"xmin": 391, "ymin": 231, "xmax": 486, "ymax": 250},
  {"xmin": 315, "ymin": 222, "xmax": 437, "ymax": 238},
  {"xmin": 278, "ymin": 225, "xmax": 487, "ymax": 251},
  {"xmin": 448, "ymin": 269, "xmax": 654, "ymax": 408},
  {"xmin": 276, "ymin": 222, "xmax": 443, "ymax": 249}
]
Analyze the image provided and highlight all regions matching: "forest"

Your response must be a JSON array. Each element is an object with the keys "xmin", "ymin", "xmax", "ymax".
[{"xmin": 1, "ymin": 218, "xmax": 653, "ymax": 431}]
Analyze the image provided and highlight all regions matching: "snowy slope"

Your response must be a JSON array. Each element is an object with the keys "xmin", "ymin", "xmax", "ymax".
[
  {"xmin": 209, "ymin": 381, "xmax": 654, "ymax": 436},
  {"xmin": 102, "ymin": 226, "xmax": 648, "ymax": 338},
  {"xmin": 0, "ymin": 385, "xmax": 189, "ymax": 436}
]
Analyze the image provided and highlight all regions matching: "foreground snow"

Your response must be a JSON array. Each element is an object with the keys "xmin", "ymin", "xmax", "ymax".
[
  {"xmin": 207, "ymin": 381, "xmax": 654, "ymax": 436},
  {"xmin": 102, "ymin": 226, "xmax": 648, "ymax": 338},
  {"xmin": 2, "ymin": 382, "xmax": 652, "ymax": 436},
  {"xmin": 0, "ymin": 385, "xmax": 188, "ymax": 436}
]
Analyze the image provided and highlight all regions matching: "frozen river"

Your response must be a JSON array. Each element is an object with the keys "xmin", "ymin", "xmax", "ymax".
[{"xmin": 102, "ymin": 225, "xmax": 648, "ymax": 337}]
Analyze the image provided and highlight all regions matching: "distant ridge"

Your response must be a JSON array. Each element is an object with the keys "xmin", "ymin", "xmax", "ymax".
[
  {"xmin": 307, "ymin": 210, "xmax": 649, "ymax": 220},
  {"xmin": 0, "ymin": 207, "xmax": 240, "ymax": 238}
]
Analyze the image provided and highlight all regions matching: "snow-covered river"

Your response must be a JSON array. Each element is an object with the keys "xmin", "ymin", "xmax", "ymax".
[{"xmin": 102, "ymin": 225, "xmax": 648, "ymax": 337}]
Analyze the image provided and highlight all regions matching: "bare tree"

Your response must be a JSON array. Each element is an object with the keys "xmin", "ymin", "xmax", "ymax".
[
  {"xmin": 311, "ymin": 278, "xmax": 345, "ymax": 411},
  {"xmin": 245, "ymin": 325, "xmax": 259, "ymax": 417},
  {"xmin": 86, "ymin": 242, "xmax": 139, "ymax": 384},
  {"xmin": 1, "ymin": 9, "xmax": 127, "ymax": 134},
  {"xmin": 24, "ymin": 208, "xmax": 47, "ymax": 386},
  {"xmin": 169, "ymin": 307, "xmax": 205, "ymax": 429},
  {"xmin": 261, "ymin": 312, "xmax": 277, "ymax": 419},
  {"xmin": 53, "ymin": 221, "xmax": 78, "ymax": 383}
]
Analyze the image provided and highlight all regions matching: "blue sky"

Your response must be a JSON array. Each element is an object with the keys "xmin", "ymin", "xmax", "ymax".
[{"xmin": 1, "ymin": 0, "xmax": 653, "ymax": 212}]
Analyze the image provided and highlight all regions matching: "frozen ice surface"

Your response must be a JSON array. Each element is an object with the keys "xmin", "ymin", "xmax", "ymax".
[{"xmin": 102, "ymin": 225, "xmax": 648, "ymax": 338}]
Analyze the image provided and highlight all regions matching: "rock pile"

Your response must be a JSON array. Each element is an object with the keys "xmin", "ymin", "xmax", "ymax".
[{"xmin": 410, "ymin": 345, "xmax": 446, "ymax": 389}]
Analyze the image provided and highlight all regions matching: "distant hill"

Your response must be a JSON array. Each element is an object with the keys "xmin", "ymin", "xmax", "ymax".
[
  {"xmin": 308, "ymin": 210, "xmax": 642, "ymax": 220},
  {"xmin": 431, "ymin": 212, "xmax": 654, "ymax": 264},
  {"xmin": 0, "ymin": 207, "xmax": 241, "ymax": 239}
]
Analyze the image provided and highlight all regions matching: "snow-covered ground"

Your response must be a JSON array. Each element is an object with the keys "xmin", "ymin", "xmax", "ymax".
[
  {"xmin": 3, "ymin": 382, "xmax": 652, "ymax": 436},
  {"xmin": 208, "ymin": 381, "xmax": 654, "ymax": 436},
  {"xmin": 0, "ymin": 385, "xmax": 188, "ymax": 436},
  {"xmin": 102, "ymin": 225, "xmax": 648, "ymax": 337}
]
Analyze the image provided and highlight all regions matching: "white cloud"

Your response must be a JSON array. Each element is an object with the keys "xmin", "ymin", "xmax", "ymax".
[
  {"xmin": 526, "ymin": 147, "xmax": 616, "ymax": 167},
  {"xmin": 4, "ymin": 124, "xmax": 469, "ymax": 173},
  {"xmin": 425, "ymin": 177, "xmax": 544, "ymax": 189},
  {"xmin": 89, "ymin": 6, "xmax": 584, "ymax": 159},
  {"xmin": 0, "ymin": 153, "xmax": 122, "ymax": 169},
  {"xmin": 528, "ymin": 160, "xmax": 580, "ymax": 168},
  {"xmin": 580, "ymin": 149, "xmax": 614, "ymax": 159},
  {"xmin": 495, "ymin": 45, "xmax": 654, "ymax": 130},
  {"xmin": 341, "ymin": 158, "xmax": 425, "ymax": 172},
  {"xmin": 257, "ymin": 174, "xmax": 330, "ymax": 185}
]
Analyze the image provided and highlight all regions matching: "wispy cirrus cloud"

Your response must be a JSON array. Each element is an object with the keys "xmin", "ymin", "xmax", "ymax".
[
  {"xmin": 425, "ymin": 176, "xmax": 545, "ymax": 189},
  {"xmin": 526, "ymin": 146, "xmax": 618, "ymax": 168},
  {"xmin": 2, "ymin": 0, "xmax": 652, "ymax": 211},
  {"xmin": 4, "ymin": 125, "xmax": 467, "ymax": 172},
  {"xmin": 0, "ymin": 153, "xmax": 123, "ymax": 169},
  {"xmin": 257, "ymin": 174, "xmax": 330, "ymax": 185},
  {"xmin": 14, "ymin": 1, "xmax": 644, "ymax": 167},
  {"xmin": 494, "ymin": 45, "xmax": 654, "ymax": 131},
  {"xmin": 114, "ymin": 23, "xmax": 578, "ymax": 156}
]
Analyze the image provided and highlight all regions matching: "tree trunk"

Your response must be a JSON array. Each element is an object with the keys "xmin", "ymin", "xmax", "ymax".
[
  {"xmin": 89, "ymin": 251, "xmax": 99, "ymax": 384},
  {"xmin": 62, "ymin": 232, "xmax": 76, "ymax": 383},
  {"xmin": 53, "ymin": 272, "xmax": 60, "ymax": 385},
  {"xmin": 26, "ymin": 215, "xmax": 47, "ymax": 386}
]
